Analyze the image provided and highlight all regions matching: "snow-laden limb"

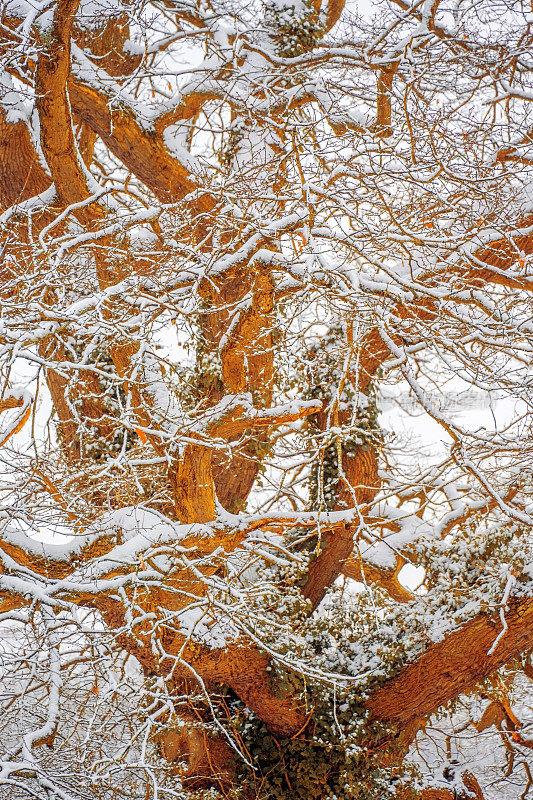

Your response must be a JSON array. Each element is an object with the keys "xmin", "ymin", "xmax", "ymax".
[
  {"xmin": 487, "ymin": 572, "xmax": 516, "ymax": 656},
  {"xmin": 204, "ymin": 394, "xmax": 322, "ymax": 438},
  {"xmin": 0, "ymin": 505, "xmax": 196, "ymax": 565},
  {"xmin": 365, "ymin": 597, "xmax": 533, "ymax": 732},
  {"xmin": 0, "ymin": 387, "xmax": 33, "ymax": 446},
  {"xmin": 355, "ymin": 503, "xmax": 433, "ymax": 571},
  {"xmin": 21, "ymin": 607, "xmax": 62, "ymax": 759},
  {"xmin": 54, "ymin": 205, "xmax": 163, "ymax": 258},
  {"xmin": 0, "ymin": 186, "xmax": 56, "ymax": 225},
  {"xmin": 0, "ymin": 502, "xmax": 353, "ymax": 593}
]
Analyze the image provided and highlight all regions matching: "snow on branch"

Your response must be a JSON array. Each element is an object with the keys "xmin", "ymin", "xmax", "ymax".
[{"xmin": 0, "ymin": 388, "xmax": 33, "ymax": 446}]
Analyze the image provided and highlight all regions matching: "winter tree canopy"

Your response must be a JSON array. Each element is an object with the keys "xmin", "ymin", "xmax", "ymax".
[{"xmin": 0, "ymin": 0, "xmax": 532, "ymax": 796}]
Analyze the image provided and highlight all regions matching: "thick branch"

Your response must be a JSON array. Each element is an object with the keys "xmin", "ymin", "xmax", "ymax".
[
  {"xmin": 0, "ymin": 112, "xmax": 50, "ymax": 211},
  {"xmin": 366, "ymin": 597, "xmax": 533, "ymax": 730},
  {"xmin": 68, "ymin": 78, "xmax": 212, "ymax": 209},
  {"xmin": 342, "ymin": 555, "xmax": 413, "ymax": 603},
  {"xmin": 323, "ymin": 0, "xmax": 345, "ymax": 32},
  {"xmin": 35, "ymin": 0, "xmax": 100, "ymax": 220},
  {"xmin": 0, "ymin": 390, "xmax": 33, "ymax": 446},
  {"xmin": 209, "ymin": 398, "xmax": 322, "ymax": 439},
  {"xmin": 301, "ymin": 329, "xmax": 387, "ymax": 608}
]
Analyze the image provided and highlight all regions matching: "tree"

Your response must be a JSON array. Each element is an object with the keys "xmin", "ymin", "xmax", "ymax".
[{"xmin": 0, "ymin": 0, "xmax": 532, "ymax": 796}]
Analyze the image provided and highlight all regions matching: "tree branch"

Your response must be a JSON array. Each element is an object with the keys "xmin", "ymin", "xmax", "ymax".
[
  {"xmin": 35, "ymin": 0, "xmax": 101, "ymax": 221},
  {"xmin": 365, "ymin": 597, "xmax": 533, "ymax": 731},
  {"xmin": 68, "ymin": 77, "xmax": 213, "ymax": 209}
]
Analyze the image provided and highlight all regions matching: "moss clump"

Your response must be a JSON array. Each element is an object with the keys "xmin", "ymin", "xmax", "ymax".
[
  {"xmin": 264, "ymin": 0, "xmax": 325, "ymax": 57},
  {"xmin": 180, "ymin": 562, "xmax": 427, "ymax": 800},
  {"xmin": 219, "ymin": 121, "xmax": 246, "ymax": 170},
  {"xmin": 235, "ymin": 676, "xmax": 400, "ymax": 800},
  {"xmin": 302, "ymin": 326, "xmax": 382, "ymax": 511},
  {"xmin": 216, "ymin": 564, "xmax": 426, "ymax": 799},
  {"xmin": 306, "ymin": 401, "xmax": 381, "ymax": 511}
]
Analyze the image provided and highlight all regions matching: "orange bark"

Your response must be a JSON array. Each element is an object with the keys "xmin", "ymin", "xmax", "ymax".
[
  {"xmin": 68, "ymin": 78, "xmax": 211, "ymax": 208},
  {"xmin": 35, "ymin": 0, "xmax": 101, "ymax": 220},
  {"xmin": 366, "ymin": 599, "xmax": 533, "ymax": 730},
  {"xmin": 301, "ymin": 330, "xmax": 386, "ymax": 607},
  {"xmin": 0, "ymin": 112, "xmax": 50, "ymax": 211}
]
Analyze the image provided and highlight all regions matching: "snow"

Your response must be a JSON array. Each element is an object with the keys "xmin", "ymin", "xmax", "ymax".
[
  {"xmin": 163, "ymin": 123, "xmax": 201, "ymax": 173},
  {"xmin": 0, "ymin": 186, "xmax": 56, "ymax": 225},
  {"xmin": 358, "ymin": 511, "xmax": 433, "ymax": 571},
  {"xmin": 0, "ymin": 0, "xmax": 531, "ymax": 790},
  {"xmin": 127, "ymin": 224, "xmax": 160, "ymax": 250},
  {"xmin": 408, "ymin": 674, "xmax": 533, "ymax": 800},
  {"xmin": 0, "ymin": 506, "xmax": 194, "ymax": 564},
  {"xmin": 0, "ymin": 68, "xmax": 32, "ymax": 124}
]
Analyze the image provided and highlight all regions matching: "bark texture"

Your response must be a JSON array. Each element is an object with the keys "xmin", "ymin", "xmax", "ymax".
[{"xmin": 366, "ymin": 598, "xmax": 533, "ymax": 729}]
